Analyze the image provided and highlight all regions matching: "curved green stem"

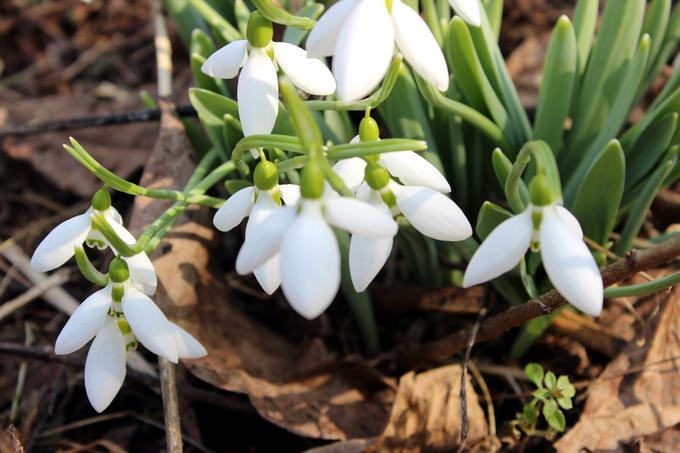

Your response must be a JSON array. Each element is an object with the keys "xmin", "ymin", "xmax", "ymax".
[
  {"xmin": 231, "ymin": 135, "xmax": 304, "ymax": 168},
  {"xmin": 65, "ymin": 138, "xmax": 225, "ymax": 208},
  {"xmin": 74, "ymin": 246, "xmax": 109, "ymax": 286},
  {"xmin": 327, "ymin": 139, "xmax": 428, "ymax": 160},
  {"xmin": 306, "ymin": 55, "xmax": 402, "ymax": 111},
  {"xmin": 414, "ymin": 74, "xmax": 513, "ymax": 151},
  {"xmin": 505, "ymin": 141, "xmax": 562, "ymax": 214},
  {"xmin": 605, "ymin": 270, "xmax": 680, "ymax": 298},
  {"xmin": 321, "ymin": 159, "xmax": 353, "ymax": 197},
  {"xmin": 251, "ymin": 0, "xmax": 316, "ymax": 29}
]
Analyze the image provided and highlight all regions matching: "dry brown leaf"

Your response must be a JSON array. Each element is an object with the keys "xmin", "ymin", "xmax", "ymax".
[
  {"xmin": 372, "ymin": 286, "xmax": 485, "ymax": 314},
  {"xmin": 127, "ymin": 103, "xmax": 395, "ymax": 441},
  {"xmin": 556, "ymin": 289, "xmax": 680, "ymax": 453},
  {"xmin": 368, "ymin": 365, "xmax": 488, "ymax": 452},
  {"xmin": 3, "ymin": 92, "xmax": 155, "ymax": 197}
]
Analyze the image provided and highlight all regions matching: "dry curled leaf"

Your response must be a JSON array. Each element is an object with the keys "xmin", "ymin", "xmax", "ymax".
[
  {"xmin": 556, "ymin": 289, "xmax": 680, "ymax": 453},
  {"xmin": 368, "ymin": 365, "xmax": 488, "ymax": 452}
]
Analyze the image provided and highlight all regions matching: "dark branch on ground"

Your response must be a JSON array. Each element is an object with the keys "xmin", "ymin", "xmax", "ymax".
[
  {"xmin": 398, "ymin": 233, "xmax": 680, "ymax": 370},
  {"xmin": 0, "ymin": 105, "xmax": 197, "ymax": 138}
]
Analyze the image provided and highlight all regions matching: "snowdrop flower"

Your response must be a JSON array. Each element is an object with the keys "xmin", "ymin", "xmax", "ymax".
[
  {"xmin": 334, "ymin": 119, "xmax": 471, "ymax": 290},
  {"xmin": 449, "ymin": 0, "xmax": 481, "ymax": 27},
  {"xmin": 55, "ymin": 258, "xmax": 206, "ymax": 412},
  {"xmin": 235, "ymin": 163, "xmax": 398, "ymax": 319},
  {"xmin": 202, "ymin": 12, "xmax": 335, "ymax": 153},
  {"xmin": 213, "ymin": 161, "xmax": 300, "ymax": 294},
  {"xmin": 306, "ymin": 0, "xmax": 449, "ymax": 102},
  {"xmin": 463, "ymin": 176, "xmax": 603, "ymax": 316},
  {"xmin": 31, "ymin": 189, "xmax": 157, "ymax": 295}
]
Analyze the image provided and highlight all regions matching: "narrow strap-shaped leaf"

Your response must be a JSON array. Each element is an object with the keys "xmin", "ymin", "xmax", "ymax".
[
  {"xmin": 569, "ymin": 140, "xmax": 625, "ymax": 245},
  {"xmin": 615, "ymin": 147, "xmax": 678, "ymax": 254},
  {"xmin": 571, "ymin": 0, "xmax": 598, "ymax": 78},
  {"xmin": 283, "ymin": 3, "xmax": 324, "ymax": 46},
  {"xmin": 641, "ymin": 0, "xmax": 671, "ymax": 78},
  {"xmin": 625, "ymin": 113, "xmax": 677, "ymax": 191},
  {"xmin": 446, "ymin": 17, "xmax": 515, "ymax": 148},
  {"xmin": 189, "ymin": 88, "xmax": 239, "ymax": 156},
  {"xmin": 635, "ymin": 0, "xmax": 673, "ymax": 101},
  {"xmin": 483, "ymin": 0, "xmax": 503, "ymax": 41},
  {"xmin": 533, "ymin": 16, "xmax": 577, "ymax": 155},
  {"xmin": 469, "ymin": 8, "xmax": 533, "ymax": 144},
  {"xmin": 563, "ymin": 35, "xmax": 650, "ymax": 199},
  {"xmin": 646, "ymin": 5, "xmax": 680, "ymax": 112},
  {"xmin": 620, "ymin": 85, "xmax": 680, "ymax": 151},
  {"xmin": 165, "ymin": 0, "xmax": 209, "ymax": 45},
  {"xmin": 567, "ymin": 0, "xmax": 646, "ymax": 157},
  {"xmin": 475, "ymin": 201, "xmax": 512, "ymax": 240}
]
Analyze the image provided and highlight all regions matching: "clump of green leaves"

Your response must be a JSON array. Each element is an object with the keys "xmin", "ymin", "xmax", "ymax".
[{"xmin": 505, "ymin": 363, "xmax": 576, "ymax": 442}]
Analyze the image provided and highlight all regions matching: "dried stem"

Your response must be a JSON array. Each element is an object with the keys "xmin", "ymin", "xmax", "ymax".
[{"xmin": 398, "ymin": 233, "xmax": 680, "ymax": 369}]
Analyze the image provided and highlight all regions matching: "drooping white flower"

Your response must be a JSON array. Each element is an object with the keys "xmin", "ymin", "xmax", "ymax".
[
  {"xmin": 463, "ymin": 203, "xmax": 603, "ymax": 316},
  {"xmin": 30, "ymin": 191, "xmax": 157, "ymax": 295},
  {"xmin": 55, "ymin": 259, "xmax": 206, "ymax": 412},
  {"xmin": 448, "ymin": 0, "xmax": 481, "ymax": 27},
  {"xmin": 202, "ymin": 13, "xmax": 335, "ymax": 148},
  {"xmin": 235, "ymin": 187, "xmax": 398, "ymax": 319},
  {"xmin": 334, "ymin": 154, "xmax": 471, "ymax": 290},
  {"xmin": 306, "ymin": 0, "xmax": 449, "ymax": 102},
  {"xmin": 213, "ymin": 182, "xmax": 300, "ymax": 294}
]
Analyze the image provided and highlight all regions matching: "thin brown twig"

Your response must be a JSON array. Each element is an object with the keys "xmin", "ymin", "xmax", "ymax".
[
  {"xmin": 457, "ymin": 306, "xmax": 487, "ymax": 453},
  {"xmin": 398, "ymin": 233, "xmax": 680, "ymax": 370},
  {"xmin": 468, "ymin": 361, "xmax": 498, "ymax": 453},
  {"xmin": 0, "ymin": 270, "xmax": 70, "ymax": 322},
  {"xmin": 150, "ymin": 0, "xmax": 183, "ymax": 450},
  {"xmin": 0, "ymin": 105, "xmax": 197, "ymax": 139}
]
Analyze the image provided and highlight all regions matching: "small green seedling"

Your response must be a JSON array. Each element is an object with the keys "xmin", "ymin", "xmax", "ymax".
[{"xmin": 504, "ymin": 363, "xmax": 576, "ymax": 443}]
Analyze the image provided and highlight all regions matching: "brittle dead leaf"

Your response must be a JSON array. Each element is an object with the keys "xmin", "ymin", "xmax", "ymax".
[{"xmin": 556, "ymin": 289, "xmax": 680, "ymax": 453}]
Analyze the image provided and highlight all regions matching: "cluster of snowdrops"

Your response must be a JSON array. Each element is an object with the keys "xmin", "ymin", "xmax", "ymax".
[{"xmin": 30, "ymin": 0, "xmax": 602, "ymax": 412}]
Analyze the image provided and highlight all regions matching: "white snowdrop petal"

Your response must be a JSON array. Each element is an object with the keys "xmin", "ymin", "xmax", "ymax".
[
  {"xmin": 238, "ymin": 49, "xmax": 279, "ymax": 137},
  {"xmin": 463, "ymin": 211, "xmax": 532, "ymax": 287},
  {"xmin": 281, "ymin": 206, "xmax": 340, "ymax": 319},
  {"xmin": 85, "ymin": 319, "xmax": 127, "ymax": 413},
  {"xmin": 278, "ymin": 184, "xmax": 301, "ymax": 206},
  {"xmin": 332, "ymin": 157, "xmax": 367, "ymax": 191},
  {"xmin": 201, "ymin": 40, "xmax": 248, "ymax": 79},
  {"xmin": 448, "ymin": 0, "xmax": 482, "ymax": 27},
  {"xmin": 55, "ymin": 286, "xmax": 111, "ymax": 355},
  {"xmin": 169, "ymin": 322, "xmax": 207, "ymax": 359},
  {"xmin": 391, "ymin": 0, "xmax": 449, "ymax": 91},
  {"xmin": 245, "ymin": 190, "xmax": 279, "ymax": 237},
  {"xmin": 379, "ymin": 151, "xmax": 451, "ymax": 193},
  {"xmin": 213, "ymin": 186, "xmax": 255, "ymax": 232},
  {"xmin": 333, "ymin": 0, "xmax": 395, "ymax": 102},
  {"xmin": 540, "ymin": 209, "xmax": 603, "ymax": 316},
  {"xmin": 306, "ymin": 0, "xmax": 361, "ymax": 57},
  {"xmin": 253, "ymin": 255, "xmax": 282, "ymax": 295},
  {"xmin": 394, "ymin": 185, "xmax": 472, "ymax": 241},
  {"xmin": 31, "ymin": 212, "xmax": 92, "ymax": 272},
  {"xmin": 349, "ymin": 235, "xmax": 393, "ymax": 292},
  {"xmin": 274, "ymin": 42, "xmax": 336, "ymax": 95},
  {"xmin": 236, "ymin": 206, "xmax": 296, "ymax": 274},
  {"xmin": 121, "ymin": 287, "xmax": 178, "ymax": 362},
  {"xmin": 554, "ymin": 205, "xmax": 583, "ymax": 238},
  {"xmin": 325, "ymin": 197, "xmax": 398, "ymax": 238},
  {"xmin": 123, "ymin": 253, "xmax": 157, "ymax": 296}
]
